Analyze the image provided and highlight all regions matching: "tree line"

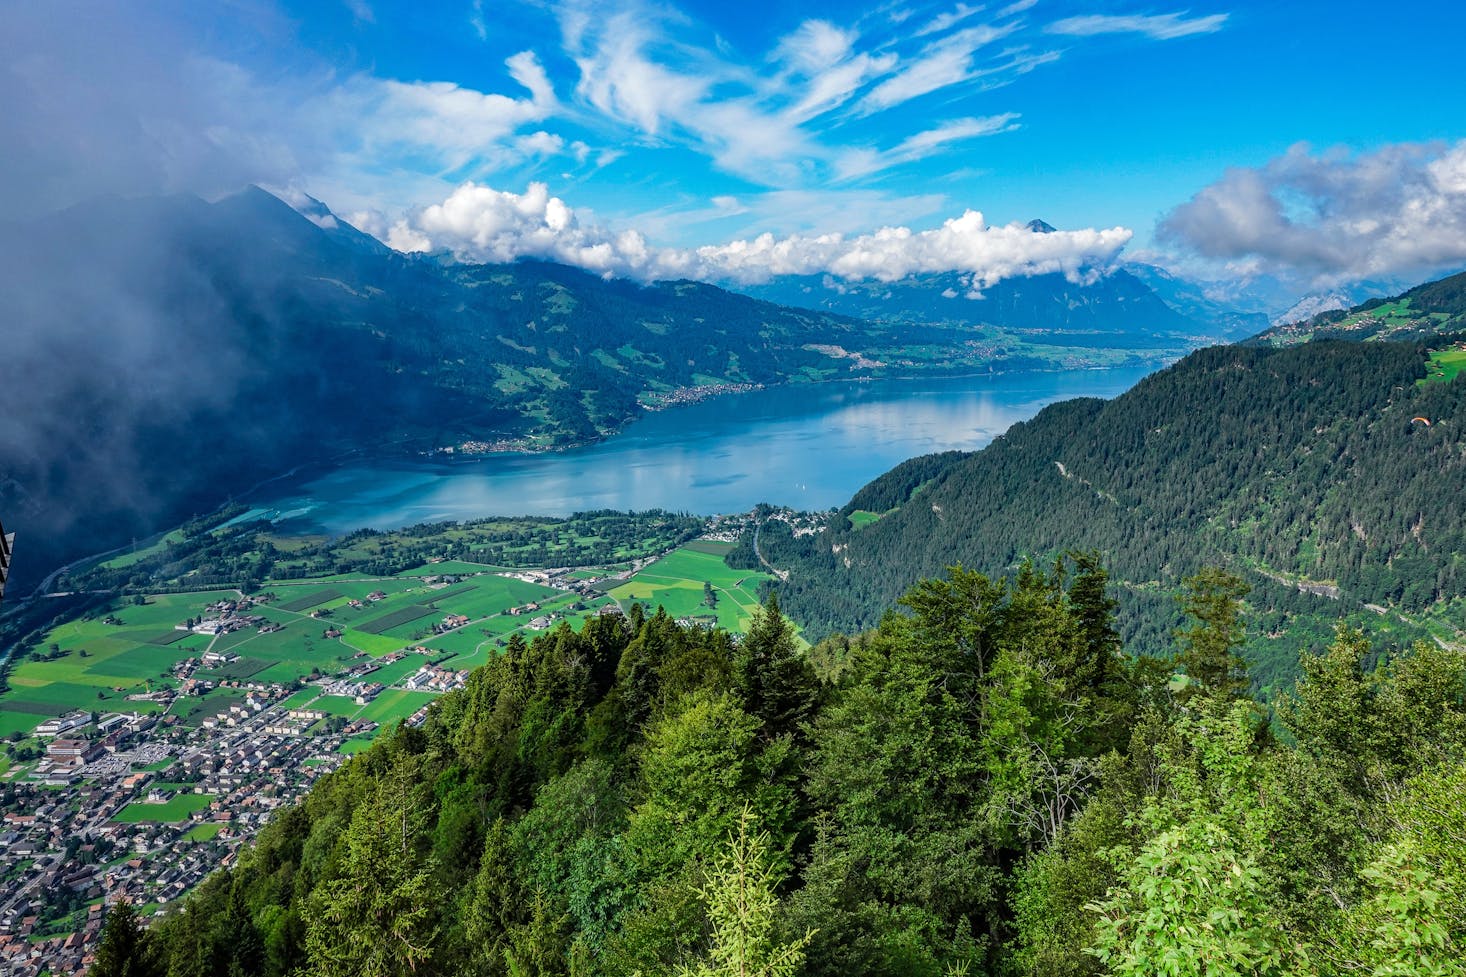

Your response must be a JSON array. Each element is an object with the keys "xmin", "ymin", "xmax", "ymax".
[{"xmin": 91, "ymin": 555, "xmax": 1466, "ymax": 976}]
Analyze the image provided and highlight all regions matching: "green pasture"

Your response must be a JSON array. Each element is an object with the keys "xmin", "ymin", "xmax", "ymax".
[
  {"xmin": 276, "ymin": 589, "xmax": 343, "ymax": 613},
  {"xmin": 1422, "ymin": 347, "xmax": 1466, "ymax": 385},
  {"xmin": 357, "ymin": 689, "xmax": 437, "ymax": 726},
  {"xmin": 423, "ymin": 575, "xmax": 557, "ymax": 617},
  {"xmin": 0, "ymin": 592, "xmax": 241, "ymax": 722},
  {"xmin": 336, "ymin": 737, "xmax": 375, "ymax": 755},
  {"xmin": 185, "ymin": 823, "xmax": 223, "ymax": 842},
  {"xmin": 112, "ymin": 793, "xmax": 214, "ymax": 823},
  {"xmin": 279, "ymin": 688, "xmax": 324, "ymax": 711},
  {"xmin": 98, "ymin": 530, "xmax": 187, "ymax": 570},
  {"xmin": 848, "ymin": 510, "xmax": 884, "ymax": 528},
  {"xmin": 608, "ymin": 545, "xmax": 771, "ymax": 633},
  {"xmin": 336, "ymin": 630, "xmax": 411, "ymax": 656},
  {"xmin": 311, "ymin": 695, "xmax": 363, "ymax": 718}
]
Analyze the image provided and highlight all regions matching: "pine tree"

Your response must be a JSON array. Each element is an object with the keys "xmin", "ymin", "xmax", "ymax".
[
  {"xmin": 92, "ymin": 900, "xmax": 162, "ymax": 977},
  {"xmin": 1174, "ymin": 568, "xmax": 1251, "ymax": 700},
  {"xmin": 678, "ymin": 806, "xmax": 813, "ymax": 977}
]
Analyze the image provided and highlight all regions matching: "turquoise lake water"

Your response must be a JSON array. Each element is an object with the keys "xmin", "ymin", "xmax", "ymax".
[{"xmin": 238, "ymin": 365, "xmax": 1158, "ymax": 535}]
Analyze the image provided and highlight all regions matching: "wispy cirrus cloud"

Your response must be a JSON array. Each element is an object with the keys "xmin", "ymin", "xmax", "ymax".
[
  {"xmin": 1046, "ymin": 11, "xmax": 1229, "ymax": 40},
  {"xmin": 834, "ymin": 114, "xmax": 1021, "ymax": 181},
  {"xmin": 554, "ymin": 0, "xmax": 1052, "ymax": 187},
  {"xmin": 855, "ymin": 24, "xmax": 1022, "ymax": 115}
]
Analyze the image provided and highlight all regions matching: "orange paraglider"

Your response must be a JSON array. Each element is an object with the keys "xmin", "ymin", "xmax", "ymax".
[{"xmin": 1411, "ymin": 416, "xmax": 1432, "ymax": 426}]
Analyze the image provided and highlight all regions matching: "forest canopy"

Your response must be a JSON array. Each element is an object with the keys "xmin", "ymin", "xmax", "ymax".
[{"xmin": 93, "ymin": 558, "xmax": 1466, "ymax": 977}]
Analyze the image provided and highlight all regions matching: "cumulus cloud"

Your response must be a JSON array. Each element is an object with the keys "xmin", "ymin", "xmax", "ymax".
[
  {"xmin": 1046, "ymin": 11, "xmax": 1229, "ymax": 40},
  {"xmin": 1158, "ymin": 140, "xmax": 1466, "ymax": 286},
  {"xmin": 388, "ymin": 180, "xmax": 1132, "ymax": 288},
  {"xmin": 321, "ymin": 51, "xmax": 557, "ymax": 172}
]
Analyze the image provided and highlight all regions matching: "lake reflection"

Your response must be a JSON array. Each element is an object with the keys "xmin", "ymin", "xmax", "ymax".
[{"xmin": 242, "ymin": 366, "xmax": 1156, "ymax": 535}]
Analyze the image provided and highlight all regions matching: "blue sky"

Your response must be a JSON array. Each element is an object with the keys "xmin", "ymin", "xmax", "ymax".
[{"xmin": 6, "ymin": 0, "xmax": 1466, "ymax": 289}]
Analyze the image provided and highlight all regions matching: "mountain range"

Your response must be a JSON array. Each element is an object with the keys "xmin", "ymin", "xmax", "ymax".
[{"xmin": 0, "ymin": 188, "xmax": 1256, "ymax": 589}]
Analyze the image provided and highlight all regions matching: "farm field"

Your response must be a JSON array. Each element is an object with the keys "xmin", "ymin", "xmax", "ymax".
[
  {"xmin": 356, "ymin": 689, "xmax": 437, "ymax": 726},
  {"xmin": 0, "ymin": 592, "xmax": 237, "ymax": 735},
  {"xmin": 848, "ymin": 509, "xmax": 884, "ymax": 528},
  {"xmin": 608, "ymin": 542, "xmax": 772, "ymax": 632}
]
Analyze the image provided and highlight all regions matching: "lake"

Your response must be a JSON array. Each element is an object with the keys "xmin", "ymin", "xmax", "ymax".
[{"xmin": 237, "ymin": 366, "xmax": 1158, "ymax": 535}]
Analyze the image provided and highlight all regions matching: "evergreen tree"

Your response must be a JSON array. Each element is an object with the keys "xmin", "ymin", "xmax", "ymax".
[
  {"xmin": 1174, "ymin": 567, "xmax": 1251, "ymax": 700},
  {"xmin": 734, "ymin": 593, "xmax": 817, "ymax": 740},
  {"xmin": 678, "ymin": 806, "xmax": 813, "ymax": 977},
  {"xmin": 92, "ymin": 900, "xmax": 162, "ymax": 977}
]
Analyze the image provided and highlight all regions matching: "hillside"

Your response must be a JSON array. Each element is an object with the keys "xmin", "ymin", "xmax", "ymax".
[
  {"xmin": 1249, "ymin": 268, "xmax": 1466, "ymax": 346},
  {"xmin": 753, "ymin": 339, "xmax": 1466, "ymax": 693},
  {"xmin": 0, "ymin": 190, "xmax": 1190, "ymax": 591},
  {"xmin": 93, "ymin": 568, "xmax": 1466, "ymax": 977}
]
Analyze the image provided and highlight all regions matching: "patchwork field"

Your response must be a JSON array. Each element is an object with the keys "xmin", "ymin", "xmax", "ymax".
[
  {"xmin": 2, "ymin": 523, "xmax": 752, "ymax": 753},
  {"xmin": 608, "ymin": 542, "xmax": 772, "ymax": 632},
  {"xmin": 0, "ymin": 592, "xmax": 236, "ymax": 734}
]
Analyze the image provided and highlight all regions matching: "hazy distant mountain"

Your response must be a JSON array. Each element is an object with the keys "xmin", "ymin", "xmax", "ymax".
[
  {"xmin": 1248, "ymin": 269, "xmax": 1466, "ymax": 346},
  {"xmin": 1122, "ymin": 262, "xmax": 1269, "ymax": 339},
  {"xmin": 738, "ymin": 266, "xmax": 1206, "ymax": 350}
]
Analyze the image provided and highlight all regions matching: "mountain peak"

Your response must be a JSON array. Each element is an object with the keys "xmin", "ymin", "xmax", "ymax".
[{"xmin": 1026, "ymin": 219, "xmax": 1057, "ymax": 234}]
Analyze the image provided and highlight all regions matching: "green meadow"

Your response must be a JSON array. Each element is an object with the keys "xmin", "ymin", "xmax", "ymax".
[
  {"xmin": 112, "ymin": 793, "xmax": 215, "ymax": 823},
  {"xmin": 608, "ymin": 542, "xmax": 771, "ymax": 632},
  {"xmin": 0, "ymin": 592, "xmax": 234, "ymax": 734},
  {"xmin": 1422, "ymin": 346, "xmax": 1466, "ymax": 385}
]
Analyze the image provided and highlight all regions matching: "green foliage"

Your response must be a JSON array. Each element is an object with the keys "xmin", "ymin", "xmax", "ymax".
[
  {"xmin": 93, "ymin": 900, "xmax": 164, "ymax": 977},
  {"xmin": 140, "ymin": 560, "xmax": 1466, "ymax": 977},
  {"xmin": 1173, "ymin": 567, "xmax": 1251, "ymax": 700},
  {"xmin": 678, "ymin": 807, "xmax": 814, "ymax": 977}
]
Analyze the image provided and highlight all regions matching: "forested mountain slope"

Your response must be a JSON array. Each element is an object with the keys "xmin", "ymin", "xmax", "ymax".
[
  {"xmin": 94, "ymin": 569, "xmax": 1466, "ymax": 977},
  {"xmin": 755, "ymin": 340, "xmax": 1466, "ymax": 692}
]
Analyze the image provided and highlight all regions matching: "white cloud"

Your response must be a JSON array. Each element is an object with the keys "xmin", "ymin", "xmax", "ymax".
[
  {"xmin": 857, "ymin": 24, "xmax": 1020, "ymax": 114},
  {"xmin": 1046, "ymin": 11, "xmax": 1228, "ymax": 40},
  {"xmin": 835, "ymin": 114, "xmax": 1020, "ymax": 180},
  {"xmin": 387, "ymin": 180, "xmax": 1132, "ymax": 288},
  {"xmin": 316, "ymin": 50, "xmax": 557, "ymax": 176},
  {"xmin": 1158, "ymin": 140, "xmax": 1466, "ymax": 286},
  {"xmin": 997, "ymin": 0, "xmax": 1040, "ymax": 16},
  {"xmin": 916, "ymin": 3, "xmax": 988, "ymax": 38}
]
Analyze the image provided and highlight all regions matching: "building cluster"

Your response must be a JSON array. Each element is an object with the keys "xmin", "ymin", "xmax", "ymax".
[
  {"xmin": 176, "ymin": 597, "xmax": 272, "ymax": 636},
  {"xmin": 29, "ymin": 713, "xmax": 161, "ymax": 787},
  {"xmin": 0, "ymin": 690, "xmax": 358, "ymax": 977},
  {"xmin": 403, "ymin": 664, "xmax": 469, "ymax": 693},
  {"xmin": 319, "ymin": 678, "xmax": 385, "ymax": 704}
]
